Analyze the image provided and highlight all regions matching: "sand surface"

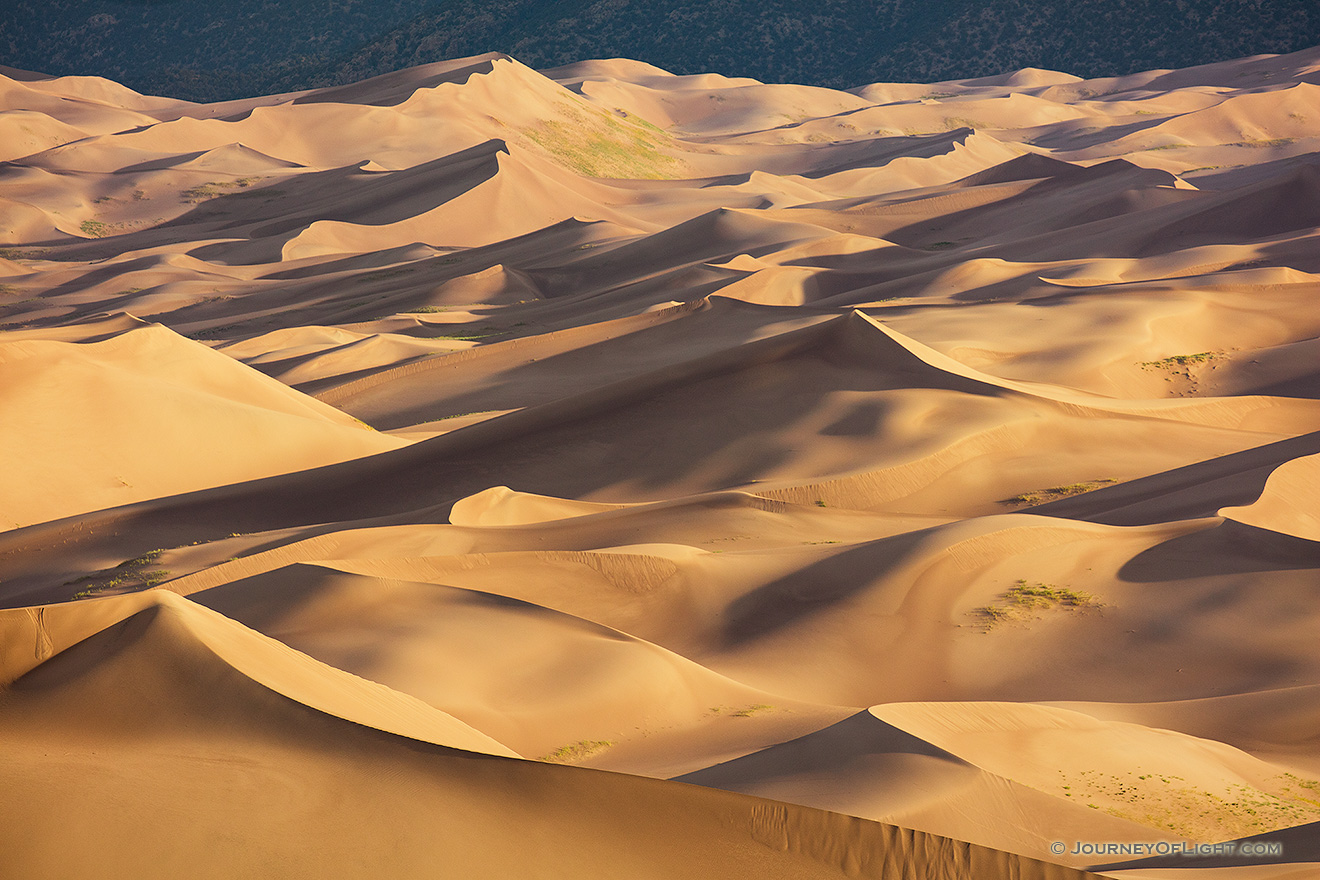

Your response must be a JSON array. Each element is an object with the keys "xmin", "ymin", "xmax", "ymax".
[{"xmin": 3, "ymin": 45, "xmax": 1320, "ymax": 878}]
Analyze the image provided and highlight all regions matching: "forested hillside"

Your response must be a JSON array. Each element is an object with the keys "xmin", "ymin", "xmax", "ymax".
[{"xmin": 3, "ymin": 0, "xmax": 1318, "ymax": 101}]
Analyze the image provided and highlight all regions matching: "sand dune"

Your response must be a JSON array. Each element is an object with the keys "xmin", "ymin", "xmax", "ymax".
[
  {"xmin": 678, "ymin": 707, "xmax": 1177, "ymax": 865},
  {"xmin": 0, "ymin": 590, "xmax": 516, "ymax": 754},
  {"xmin": 1219, "ymin": 453, "xmax": 1320, "ymax": 542},
  {"xmin": 192, "ymin": 561, "xmax": 851, "ymax": 773},
  {"xmin": 0, "ymin": 322, "xmax": 402, "ymax": 529},
  {"xmin": 0, "ymin": 592, "xmax": 1097, "ymax": 880},
  {"xmin": 3, "ymin": 42, "xmax": 1320, "ymax": 879}
]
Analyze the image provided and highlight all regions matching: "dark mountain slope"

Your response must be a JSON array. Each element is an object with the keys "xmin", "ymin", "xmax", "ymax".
[{"xmin": 3, "ymin": 0, "xmax": 1319, "ymax": 102}]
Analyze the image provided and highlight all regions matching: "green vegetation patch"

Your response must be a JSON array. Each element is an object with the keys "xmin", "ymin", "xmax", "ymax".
[
  {"xmin": 1281, "ymin": 772, "xmax": 1320, "ymax": 806},
  {"xmin": 942, "ymin": 116, "xmax": 985, "ymax": 130},
  {"xmin": 522, "ymin": 100, "xmax": 684, "ymax": 180},
  {"xmin": 1139, "ymin": 351, "xmax": 1221, "ymax": 377},
  {"xmin": 79, "ymin": 219, "xmax": 111, "ymax": 238},
  {"xmin": 1228, "ymin": 137, "xmax": 1297, "ymax": 148},
  {"xmin": 1001, "ymin": 478, "xmax": 1118, "ymax": 507},
  {"xmin": 5, "ymin": 248, "xmax": 50, "ymax": 261},
  {"xmin": 346, "ymin": 415, "xmax": 378, "ymax": 432},
  {"xmin": 614, "ymin": 108, "xmax": 666, "ymax": 135},
  {"xmin": 188, "ymin": 323, "xmax": 242, "ymax": 340},
  {"xmin": 540, "ymin": 739, "xmax": 615, "ymax": 764},
  {"xmin": 435, "ymin": 409, "xmax": 501, "ymax": 421},
  {"xmin": 68, "ymin": 549, "xmax": 172, "ymax": 599},
  {"xmin": 974, "ymin": 579, "xmax": 1100, "ymax": 629},
  {"xmin": 1059, "ymin": 769, "xmax": 1320, "ymax": 839},
  {"xmin": 1142, "ymin": 352, "xmax": 1217, "ymax": 366},
  {"xmin": 429, "ymin": 326, "xmax": 505, "ymax": 340},
  {"xmin": 360, "ymin": 266, "xmax": 416, "ymax": 281},
  {"xmin": 181, "ymin": 177, "xmax": 261, "ymax": 203}
]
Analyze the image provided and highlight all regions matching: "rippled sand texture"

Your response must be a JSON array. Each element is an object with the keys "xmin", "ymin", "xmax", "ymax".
[{"xmin": 4, "ymin": 46, "xmax": 1320, "ymax": 879}]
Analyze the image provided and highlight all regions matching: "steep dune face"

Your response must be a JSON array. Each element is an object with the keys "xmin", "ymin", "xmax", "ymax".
[
  {"xmin": 3, "ymin": 44, "xmax": 1320, "ymax": 878},
  {"xmin": 1219, "ymin": 453, "xmax": 1320, "ymax": 542}
]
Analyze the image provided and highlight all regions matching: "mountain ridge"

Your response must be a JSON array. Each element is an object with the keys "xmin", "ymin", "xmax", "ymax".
[{"xmin": 4, "ymin": 0, "xmax": 1320, "ymax": 102}]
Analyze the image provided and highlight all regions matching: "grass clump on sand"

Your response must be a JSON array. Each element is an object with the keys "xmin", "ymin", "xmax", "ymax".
[
  {"xmin": 360, "ymin": 266, "xmax": 415, "ymax": 282},
  {"xmin": 522, "ymin": 100, "xmax": 684, "ymax": 180},
  {"xmin": 710, "ymin": 704, "xmax": 776, "ymax": 717},
  {"xmin": 347, "ymin": 415, "xmax": 377, "ymax": 432},
  {"xmin": 1229, "ymin": 137, "xmax": 1297, "ymax": 148},
  {"xmin": 0, "ymin": 247, "xmax": 45, "ymax": 261},
  {"xmin": 432, "ymin": 326, "xmax": 504, "ymax": 340},
  {"xmin": 974, "ymin": 579, "xmax": 1100, "ymax": 630},
  {"xmin": 1140, "ymin": 351, "xmax": 1219, "ymax": 369},
  {"xmin": 942, "ymin": 117, "xmax": 984, "ymax": 130},
  {"xmin": 68, "ymin": 549, "xmax": 172, "ymax": 599},
  {"xmin": 1140, "ymin": 352, "xmax": 1221, "ymax": 387},
  {"xmin": 181, "ymin": 177, "xmax": 260, "ymax": 203},
  {"xmin": 1281, "ymin": 773, "xmax": 1320, "ymax": 806},
  {"xmin": 1001, "ymin": 478, "xmax": 1118, "ymax": 507},
  {"xmin": 79, "ymin": 219, "xmax": 110, "ymax": 238},
  {"xmin": 1059, "ymin": 769, "xmax": 1320, "ymax": 840},
  {"xmin": 540, "ymin": 740, "xmax": 615, "ymax": 764}
]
